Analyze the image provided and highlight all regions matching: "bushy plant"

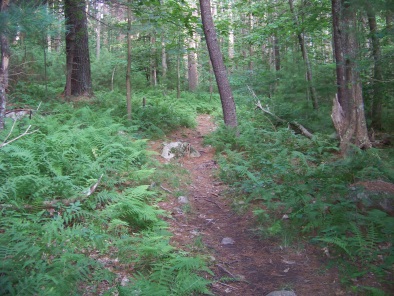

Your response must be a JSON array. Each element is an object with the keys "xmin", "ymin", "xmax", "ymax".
[{"xmin": 0, "ymin": 102, "xmax": 212, "ymax": 295}]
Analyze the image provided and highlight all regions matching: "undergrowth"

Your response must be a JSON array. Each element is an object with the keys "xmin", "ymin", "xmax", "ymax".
[
  {"xmin": 0, "ymin": 98, "xmax": 212, "ymax": 295},
  {"xmin": 205, "ymin": 104, "xmax": 394, "ymax": 293}
]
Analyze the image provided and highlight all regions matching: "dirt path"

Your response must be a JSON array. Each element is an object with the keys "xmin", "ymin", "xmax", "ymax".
[{"xmin": 150, "ymin": 115, "xmax": 344, "ymax": 295}]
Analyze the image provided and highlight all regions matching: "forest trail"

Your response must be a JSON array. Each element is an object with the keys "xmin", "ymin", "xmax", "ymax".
[{"xmin": 149, "ymin": 115, "xmax": 344, "ymax": 296}]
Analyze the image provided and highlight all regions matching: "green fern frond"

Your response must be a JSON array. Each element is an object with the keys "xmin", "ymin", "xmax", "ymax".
[{"xmin": 315, "ymin": 236, "xmax": 352, "ymax": 258}]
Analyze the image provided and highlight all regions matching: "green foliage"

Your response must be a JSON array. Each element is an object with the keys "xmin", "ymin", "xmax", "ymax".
[{"xmin": 0, "ymin": 102, "xmax": 211, "ymax": 295}]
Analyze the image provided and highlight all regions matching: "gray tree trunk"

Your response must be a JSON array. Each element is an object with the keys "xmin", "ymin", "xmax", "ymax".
[
  {"xmin": 366, "ymin": 4, "xmax": 383, "ymax": 130},
  {"xmin": 331, "ymin": 0, "xmax": 371, "ymax": 154},
  {"xmin": 161, "ymin": 33, "xmax": 167, "ymax": 80},
  {"xmin": 187, "ymin": 37, "xmax": 198, "ymax": 91},
  {"xmin": 126, "ymin": 0, "xmax": 132, "ymax": 121},
  {"xmin": 0, "ymin": 0, "xmax": 10, "ymax": 130},
  {"xmin": 288, "ymin": 0, "xmax": 318, "ymax": 110},
  {"xmin": 199, "ymin": 0, "xmax": 238, "ymax": 128}
]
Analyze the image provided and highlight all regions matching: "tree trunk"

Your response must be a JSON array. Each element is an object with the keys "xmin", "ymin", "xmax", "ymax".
[
  {"xmin": 64, "ymin": 0, "xmax": 92, "ymax": 97},
  {"xmin": 0, "ymin": 0, "xmax": 10, "ymax": 130},
  {"xmin": 187, "ymin": 37, "xmax": 198, "ymax": 91},
  {"xmin": 161, "ymin": 32, "xmax": 167, "ymax": 80},
  {"xmin": 288, "ymin": 0, "xmax": 318, "ymax": 110},
  {"xmin": 331, "ymin": 0, "xmax": 371, "ymax": 154},
  {"xmin": 273, "ymin": 34, "xmax": 281, "ymax": 71},
  {"xmin": 126, "ymin": 0, "xmax": 132, "ymax": 121},
  {"xmin": 386, "ymin": 6, "xmax": 393, "ymax": 44},
  {"xmin": 177, "ymin": 35, "xmax": 181, "ymax": 99},
  {"xmin": 96, "ymin": 2, "xmax": 101, "ymax": 59},
  {"xmin": 188, "ymin": 1, "xmax": 199, "ymax": 91},
  {"xmin": 199, "ymin": 0, "xmax": 238, "ymax": 128},
  {"xmin": 228, "ymin": 1, "xmax": 235, "ymax": 68},
  {"xmin": 150, "ymin": 34, "xmax": 157, "ymax": 87},
  {"xmin": 366, "ymin": 4, "xmax": 383, "ymax": 130},
  {"xmin": 248, "ymin": 2, "xmax": 254, "ymax": 71}
]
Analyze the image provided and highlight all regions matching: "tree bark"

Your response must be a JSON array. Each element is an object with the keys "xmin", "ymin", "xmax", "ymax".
[
  {"xmin": 126, "ymin": 0, "xmax": 132, "ymax": 121},
  {"xmin": 248, "ymin": 1, "xmax": 254, "ymax": 71},
  {"xmin": 64, "ymin": 0, "xmax": 93, "ymax": 97},
  {"xmin": 366, "ymin": 4, "xmax": 383, "ymax": 130},
  {"xmin": 228, "ymin": 1, "xmax": 235, "ymax": 67},
  {"xmin": 161, "ymin": 33, "xmax": 167, "ymax": 80},
  {"xmin": 288, "ymin": 0, "xmax": 318, "ymax": 110},
  {"xmin": 187, "ymin": 37, "xmax": 198, "ymax": 91},
  {"xmin": 150, "ymin": 34, "xmax": 157, "ymax": 87},
  {"xmin": 331, "ymin": 0, "xmax": 371, "ymax": 154},
  {"xmin": 199, "ymin": 0, "xmax": 238, "ymax": 128},
  {"xmin": 0, "ymin": 0, "xmax": 10, "ymax": 130},
  {"xmin": 177, "ymin": 35, "xmax": 181, "ymax": 99},
  {"xmin": 95, "ymin": 2, "xmax": 101, "ymax": 59},
  {"xmin": 188, "ymin": 1, "xmax": 199, "ymax": 91},
  {"xmin": 273, "ymin": 34, "xmax": 281, "ymax": 71}
]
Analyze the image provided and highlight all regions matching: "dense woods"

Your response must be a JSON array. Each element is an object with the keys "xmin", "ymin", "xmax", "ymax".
[{"xmin": 0, "ymin": 0, "xmax": 393, "ymax": 295}]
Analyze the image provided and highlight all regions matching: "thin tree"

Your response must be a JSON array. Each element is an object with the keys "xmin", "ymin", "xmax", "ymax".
[
  {"xmin": 126, "ymin": 0, "xmax": 132, "ymax": 120},
  {"xmin": 64, "ymin": 0, "xmax": 92, "ymax": 97},
  {"xmin": 331, "ymin": 0, "xmax": 371, "ymax": 154},
  {"xmin": 0, "ymin": 0, "xmax": 10, "ymax": 130},
  {"xmin": 199, "ymin": 0, "xmax": 238, "ymax": 128},
  {"xmin": 365, "ymin": 3, "xmax": 383, "ymax": 130},
  {"xmin": 288, "ymin": 0, "xmax": 318, "ymax": 110}
]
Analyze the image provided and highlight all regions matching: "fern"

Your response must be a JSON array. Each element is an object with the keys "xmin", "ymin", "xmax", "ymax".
[
  {"xmin": 314, "ymin": 236, "xmax": 352, "ymax": 258},
  {"xmin": 120, "ymin": 256, "xmax": 213, "ymax": 296}
]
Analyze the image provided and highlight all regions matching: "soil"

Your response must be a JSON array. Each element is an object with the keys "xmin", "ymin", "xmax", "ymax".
[{"xmin": 149, "ymin": 115, "xmax": 348, "ymax": 296}]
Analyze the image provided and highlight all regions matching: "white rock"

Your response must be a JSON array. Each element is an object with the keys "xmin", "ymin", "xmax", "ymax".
[
  {"xmin": 221, "ymin": 237, "xmax": 235, "ymax": 245},
  {"xmin": 178, "ymin": 196, "xmax": 189, "ymax": 204},
  {"xmin": 266, "ymin": 291, "xmax": 296, "ymax": 296},
  {"xmin": 161, "ymin": 142, "xmax": 201, "ymax": 159},
  {"xmin": 120, "ymin": 277, "xmax": 130, "ymax": 286}
]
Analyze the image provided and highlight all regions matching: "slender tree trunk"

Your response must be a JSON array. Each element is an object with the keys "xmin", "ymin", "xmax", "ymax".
[
  {"xmin": 386, "ymin": 10, "xmax": 393, "ymax": 43},
  {"xmin": 199, "ymin": 0, "xmax": 237, "ymax": 128},
  {"xmin": 64, "ymin": 0, "xmax": 93, "ymax": 97},
  {"xmin": 288, "ymin": 0, "xmax": 318, "ymax": 109},
  {"xmin": 366, "ymin": 4, "xmax": 383, "ymax": 130},
  {"xmin": 177, "ymin": 35, "xmax": 181, "ymax": 99},
  {"xmin": 0, "ymin": 0, "xmax": 10, "ymax": 130},
  {"xmin": 150, "ymin": 34, "xmax": 157, "ymax": 87},
  {"xmin": 273, "ymin": 34, "xmax": 281, "ymax": 71},
  {"xmin": 161, "ymin": 32, "xmax": 167, "ymax": 81},
  {"xmin": 187, "ymin": 1, "xmax": 199, "ymax": 91},
  {"xmin": 187, "ymin": 37, "xmax": 198, "ymax": 91},
  {"xmin": 96, "ymin": 2, "xmax": 101, "ymax": 59},
  {"xmin": 248, "ymin": 1, "xmax": 254, "ymax": 71},
  {"xmin": 126, "ymin": 0, "xmax": 132, "ymax": 121},
  {"xmin": 228, "ymin": 1, "xmax": 235, "ymax": 69},
  {"xmin": 331, "ymin": 0, "xmax": 371, "ymax": 154}
]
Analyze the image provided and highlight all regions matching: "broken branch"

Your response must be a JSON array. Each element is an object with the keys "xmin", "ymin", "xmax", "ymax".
[
  {"xmin": 1, "ymin": 125, "xmax": 39, "ymax": 148},
  {"xmin": 255, "ymin": 100, "xmax": 314, "ymax": 140}
]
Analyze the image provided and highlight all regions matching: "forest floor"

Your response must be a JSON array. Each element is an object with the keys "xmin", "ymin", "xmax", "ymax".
[{"xmin": 148, "ymin": 114, "xmax": 349, "ymax": 296}]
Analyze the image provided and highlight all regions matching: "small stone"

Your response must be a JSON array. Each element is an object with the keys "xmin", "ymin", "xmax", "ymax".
[
  {"xmin": 266, "ymin": 291, "xmax": 296, "ymax": 296},
  {"xmin": 178, "ymin": 196, "xmax": 189, "ymax": 204},
  {"xmin": 190, "ymin": 230, "xmax": 199, "ymax": 236},
  {"xmin": 173, "ymin": 207, "xmax": 183, "ymax": 214},
  {"xmin": 221, "ymin": 237, "xmax": 235, "ymax": 245},
  {"xmin": 120, "ymin": 277, "xmax": 130, "ymax": 286}
]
